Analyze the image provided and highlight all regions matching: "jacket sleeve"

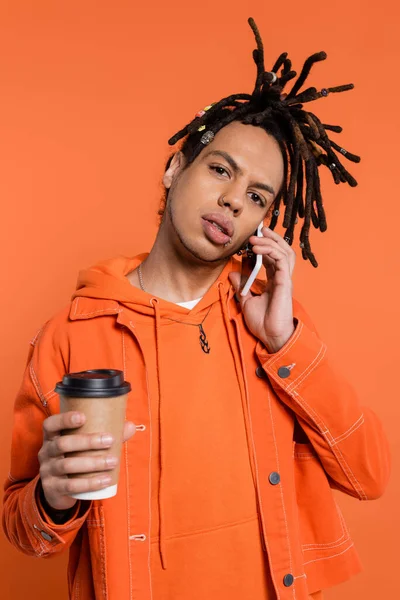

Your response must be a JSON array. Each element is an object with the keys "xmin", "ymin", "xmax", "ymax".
[
  {"xmin": 2, "ymin": 321, "xmax": 91, "ymax": 558},
  {"xmin": 256, "ymin": 299, "xmax": 391, "ymax": 501}
]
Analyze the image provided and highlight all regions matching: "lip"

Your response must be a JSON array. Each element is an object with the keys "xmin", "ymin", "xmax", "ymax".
[{"xmin": 201, "ymin": 213, "xmax": 234, "ymax": 238}]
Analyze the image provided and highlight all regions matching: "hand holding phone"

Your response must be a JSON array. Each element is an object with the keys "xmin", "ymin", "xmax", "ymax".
[{"xmin": 240, "ymin": 222, "xmax": 264, "ymax": 296}]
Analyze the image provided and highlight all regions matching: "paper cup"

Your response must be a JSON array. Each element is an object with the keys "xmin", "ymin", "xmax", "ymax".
[{"xmin": 56, "ymin": 370, "xmax": 131, "ymax": 500}]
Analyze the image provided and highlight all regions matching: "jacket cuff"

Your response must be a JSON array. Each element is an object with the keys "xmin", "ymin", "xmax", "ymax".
[
  {"xmin": 22, "ymin": 475, "xmax": 91, "ymax": 556},
  {"xmin": 256, "ymin": 317, "xmax": 324, "ymax": 392}
]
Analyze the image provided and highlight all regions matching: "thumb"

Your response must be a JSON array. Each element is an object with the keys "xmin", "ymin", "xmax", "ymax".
[
  {"xmin": 228, "ymin": 272, "xmax": 252, "ymax": 306},
  {"xmin": 123, "ymin": 421, "xmax": 136, "ymax": 442},
  {"xmin": 228, "ymin": 271, "xmax": 241, "ymax": 294}
]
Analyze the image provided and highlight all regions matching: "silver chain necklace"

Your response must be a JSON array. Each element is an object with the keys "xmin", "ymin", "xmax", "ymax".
[
  {"xmin": 136, "ymin": 263, "xmax": 211, "ymax": 354},
  {"xmin": 138, "ymin": 263, "xmax": 146, "ymax": 292}
]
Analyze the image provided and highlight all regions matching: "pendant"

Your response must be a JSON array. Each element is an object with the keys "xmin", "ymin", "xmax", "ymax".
[{"xmin": 199, "ymin": 324, "xmax": 211, "ymax": 354}]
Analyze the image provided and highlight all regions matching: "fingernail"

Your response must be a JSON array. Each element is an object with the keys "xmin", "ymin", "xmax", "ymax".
[
  {"xmin": 106, "ymin": 456, "xmax": 118, "ymax": 467},
  {"xmin": 101, "ymin": 434, "xmax": 113, "ymax": 446},
  {"xmin": 72, "ymin": 414, "xmax": 83, "ymax": 425}
]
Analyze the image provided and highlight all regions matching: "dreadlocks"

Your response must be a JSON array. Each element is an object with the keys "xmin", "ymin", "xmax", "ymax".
[{"xmin": 164, "ymin": 17, "xmax": 360, "ymax": 268}]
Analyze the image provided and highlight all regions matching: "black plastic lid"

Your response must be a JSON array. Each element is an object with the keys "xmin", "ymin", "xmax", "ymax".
[{"xmin": 55, "ymin": 369, "xmax": 131, "ymax": 398}]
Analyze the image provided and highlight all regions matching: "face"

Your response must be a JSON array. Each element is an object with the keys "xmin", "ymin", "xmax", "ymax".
[{"xmin": 162, "ymin": 121, "xmax": 284, "ymax": 263}]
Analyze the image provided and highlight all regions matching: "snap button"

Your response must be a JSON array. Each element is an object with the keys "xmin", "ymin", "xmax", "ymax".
[
  {"xmin": 278, "ymin": 366, "xmax": 291, "ymax": 378},
  {"xmin": 283, "ymin": 573, "xmax": 294, "ymax": 587},
  {"xmin": 40, "ymin": 530, "xmax": 53, "ymax": 542},
  {"xmin": 256, "ymin": 366, "xmax": 266, "ymax": 379},
  {"xmin": 268, "ymin": 472, "xmax": 280, "ymax": 485}
]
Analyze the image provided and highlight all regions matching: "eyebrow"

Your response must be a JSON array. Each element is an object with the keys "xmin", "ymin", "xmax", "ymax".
[{"xmin": 204, "ymin": 150, "xmax": 276, "ymax": 197}]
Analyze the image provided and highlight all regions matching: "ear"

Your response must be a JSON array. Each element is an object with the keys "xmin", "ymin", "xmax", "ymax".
[{"xmin": 163, "ymin": 151, "xmax": 186, "ymax": 189}]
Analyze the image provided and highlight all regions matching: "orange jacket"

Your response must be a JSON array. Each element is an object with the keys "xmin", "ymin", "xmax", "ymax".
[{"xmin": 3, "ymin": 254, "xmax": 390, "ymax": 600}]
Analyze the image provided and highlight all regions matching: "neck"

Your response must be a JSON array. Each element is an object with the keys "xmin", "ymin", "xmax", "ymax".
[{"xmin": 132, "ymin": 224, "xmax": 229, "ymax": 303}]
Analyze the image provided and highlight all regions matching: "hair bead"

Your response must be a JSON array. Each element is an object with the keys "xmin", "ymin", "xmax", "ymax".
[{"xmin": 200, "ymin": 131, "xmax": 215, "ymax": 145}]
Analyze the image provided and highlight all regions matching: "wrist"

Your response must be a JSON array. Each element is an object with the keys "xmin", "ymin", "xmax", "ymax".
[
  {"xmin": 39, "ymin": 484, "xmax": 78, "ymax": 525},
  {"xmin": 261, "ymin": 324, "xmax": 296, "ymax": 353}
]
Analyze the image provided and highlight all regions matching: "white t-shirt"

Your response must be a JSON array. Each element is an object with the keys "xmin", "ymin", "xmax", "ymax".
[{"xmin": 176, "ymin": 298, "xmax": 203, "ymax": 310}]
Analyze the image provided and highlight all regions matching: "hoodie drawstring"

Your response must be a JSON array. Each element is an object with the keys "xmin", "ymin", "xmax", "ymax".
[
  {"xmin": 151, "ymin": 297, "xmax": 168, "ymax": 570},
  {"xmin": 218, "ymin": 284, "xmax": 258, "ymax": 490}
]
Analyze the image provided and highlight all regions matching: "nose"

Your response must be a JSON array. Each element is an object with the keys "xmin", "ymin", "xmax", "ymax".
[{"xmin": 218, "ymin": 188, "xmax": 244, "ymax": 215}]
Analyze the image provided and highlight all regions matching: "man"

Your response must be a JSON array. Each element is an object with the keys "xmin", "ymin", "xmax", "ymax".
[{"xmin": 2, "ymin": 18, "xmax": 390, "ymax": 600}]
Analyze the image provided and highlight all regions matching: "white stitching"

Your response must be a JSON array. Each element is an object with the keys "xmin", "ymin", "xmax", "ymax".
[
  {"xmin": 20, "ymin": 488, "xmax": 41, "ymax": 554},
  {"xmin": 98, "ymin": 506, "xmax": 108, "ymax": 600},
  {"xmin": 303, "ymin": 535, "xmax": 350, "ymax": 552},
  {"xmin": 29, "ymin": 362, "xmax": 48, "ymax": 409},
  {"xmin": 136, "ymin": 327, "xmax": 154, "ymax": 600},
  {"xmin": 286, "ymin": 342, "xmax": 327, "ymax": 393},
  {"xmin": 72, "ymin": 296, "xmax": 122, "ymax": 319},
  {"xmin": 145, "ymin": 356, "xmax": 154, "ymax": 600},
  {"xmin": 124, "ymin": 323, "xmax": 154, "ymax": 600},
  {"xmin": 281, "ymin": 366, "xmax": 366, "ymax": 503},
  {"xmin": 86, "ymin": 520, "xmax": 102, "ymax": 525},
  {"xmin": 122, "ymin": 329, "xmax": 127, "ymax": 381},
  {"xmin": 332, "ymin": 413, "xmax": 364, "ymax": 442},
  {"xmin": 73, "ymin": 297, "xmax": 79, "ymax": 317},
  {"xmin": 332, "ymin": 415, "xmax": 364, "ymax": 445},
  {"xmin": 32, "ymin": 524, "xmax": 47, "ymax": 554},
  {"xmin": 125, "ymin": 443, "xmax": 133, "ymax": 600},
  {"xmin": 29, "ymin": 484, "xmax": 56, "ymax": 552},
  {"xmin": 287, "ymin": 387, "xmax": 329, "ymax": 441},
  {"xmin": 122, "ymin": 327, "xmax": 133, "ymax": 600},
  {"xmin": 334, "ymin": 419, "xmax": 365, "ymax": 445},
  {"xmin": 291, "ymin": 388, "xmax": 367, "ymax": 500},
  {"xmin": 303, "ymin": 542, "xmax": 354, "ymax": 566},
  {"xmin": 75, "ymin": 306, "xmax": 120, "ymax": 319},
  {"xmin": 30, "ymin": 326, "xmax": 45, "ymax": 347},
  {"xmin": 235, "ymin": 315, "xmax": 309, "ymax": 598},
  {"xmin": 231, "ymin": 321, "xmax": 282, "ymax": 598},
  {"xmin": 292, "ymin": 387, "xmax": 366, "ymax": 498},
  {"xmin": 32, "ymin": 495, "xmax": 62, "ymax": 547},
  {"xmin": 266, "ymin": 387, "xmax": 298, "ymax": 599},
  {"xmin": 327, "ymin": 440, "xmax": 368, "ymax": 500},
  {"xmin": 261, "ymin": 325, "xmax": 330, "ymax": 447},
  {"xmin": 302, "ymin": 504, "xmax": 347, "ymax": 550},
  {"xmin": 77, "ymin": 308, "xmax": 121, "ymax": 317},
  {"xmin": 291, "ymin": 384, "xmax": 331, "ymax": 439}
]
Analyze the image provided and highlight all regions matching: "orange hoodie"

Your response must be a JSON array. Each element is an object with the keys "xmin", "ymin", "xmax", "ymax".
[{"xmin": 3, "ymin": 254, "xmax": 391, "ymax": 600}]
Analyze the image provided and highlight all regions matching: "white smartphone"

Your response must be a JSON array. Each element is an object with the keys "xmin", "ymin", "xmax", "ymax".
[{"xmin": 240, "ymin": 222, "xmax": 264, "ymax": 296}]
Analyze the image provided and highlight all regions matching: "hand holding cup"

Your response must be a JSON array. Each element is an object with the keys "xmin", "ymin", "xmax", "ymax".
[
  {"xmin": 39, "ymin": 412, "xmax": 136, "ymax": 511},
  {"xmin": 39, "ymin": 370, "xmax": 133, "ymax": 511}
]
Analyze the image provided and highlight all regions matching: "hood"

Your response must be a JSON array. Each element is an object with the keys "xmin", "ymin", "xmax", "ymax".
[{"xmin": 72, "ymin": 253, "xmax": 245, "ymax": 318}]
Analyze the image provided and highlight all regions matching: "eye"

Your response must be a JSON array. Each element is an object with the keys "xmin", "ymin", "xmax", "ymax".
[
  {"xmin": 209, "ymin": 164, "xmax": 230, "ymax": 177},
  {"xmin": 248, "ymin": 191, "xmax": 265, "ymax": 207}
]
